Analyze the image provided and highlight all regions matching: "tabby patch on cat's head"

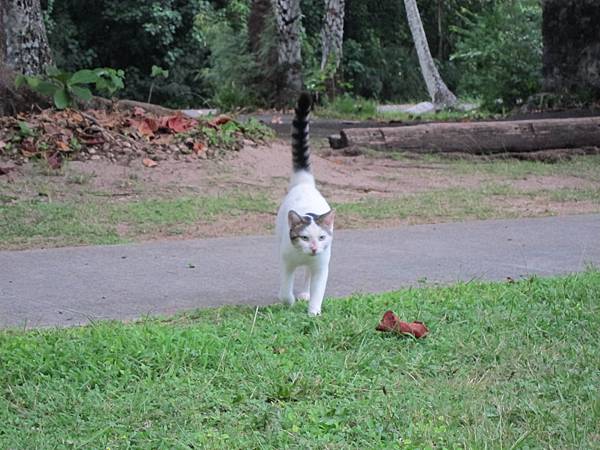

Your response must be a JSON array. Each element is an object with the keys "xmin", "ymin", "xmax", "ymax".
[{"xmin": 288, "ymin": 209, "xmax": 335, "ymax": 256}]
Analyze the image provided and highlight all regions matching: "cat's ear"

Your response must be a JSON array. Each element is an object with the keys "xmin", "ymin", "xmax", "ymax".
[
  {"xmin": 288, "ymin": 210, "xmax": 304, "ymax": 229},
  {"xmin": 316, "ymin": 209, "xmax": 335, "ymax": 231}
]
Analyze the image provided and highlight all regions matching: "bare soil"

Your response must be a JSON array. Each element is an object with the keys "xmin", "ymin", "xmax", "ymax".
[{"xmin": 3, "ymin": 137, "xmax": 599, "ymax": 244}]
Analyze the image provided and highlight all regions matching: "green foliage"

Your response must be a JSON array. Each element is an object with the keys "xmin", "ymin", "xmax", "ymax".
[
  {"xmin": 94, "ymin": 67, "xmax": 125, "ymax": 96},
  {"xmin": 196, "ymin": 1, "xmax": 265, "ymax": 110},
  {"xmin": 147, "ymin": 65, "xmax": 169, "ymax": 104},
  {"xmin": 151, "ymin": 65, "xmax": 169, "ymax": 79},
  {"xmin": 45, "ymin": 0, "xmax": 208, "ymax": 108},
  {"xmin": 316, "ymin": 94, "xmax": 378, "ymax": 119},
  {"xmin": 188, "ymin": 118, "xmax": 273, "ymax": 152},
  {"xmin": 41, "ymin": 0, "xmax": 544, "ymax": 109},
  {"xmin": 451, "ymin": 0, "xmax": 543, "ymax": 111},
  {"xmin": 15, "ymin": 67, "xmax": 125, "ymax": 109}
]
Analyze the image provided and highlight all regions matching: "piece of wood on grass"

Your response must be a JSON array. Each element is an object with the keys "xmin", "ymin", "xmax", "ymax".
[{"xmin": 336, "ymin": 117, "xmax": 600, "ymax": 154}]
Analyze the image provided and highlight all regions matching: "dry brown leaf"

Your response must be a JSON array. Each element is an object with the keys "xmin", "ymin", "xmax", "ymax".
[
  {"xmin": 193, "ymin": 142, "xmax": 206, "ymax": 155},
  {"xmin": 46, "ymin": 152, "xmax": 63, "ymax": 170},
  {"xmin": 209, "ymin": 114, "xmax": 233, "ymax": 127},
  {"xmin": 56, "ymin": 141, "xmax": 71, "ymax": 152},
  {"xmin": 20, "ymin": 138, "xmax": 38, "ymax": 158},
  {"xmin": 137, "ymin": 118, "xmax": 158, "ymax": 137},
  {"xmin": 142, "ymin": 158, "xmax": 158, "ymax": 168},
  {"xmin": 0, "ymin": 166, "xmax": 14, "ymax": 176}
]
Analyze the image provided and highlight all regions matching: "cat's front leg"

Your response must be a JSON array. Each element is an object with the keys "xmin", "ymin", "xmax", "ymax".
[
  {"xmin": 279, "ymin": 263, "xmax": 296, "ymax": 306},
  {"xmin": 297, "ymin": 266, "xmax": 311, "ymax": 301},
  {"xmin": 308, "ymin": 263, "xmax": 329, "ymax": 316}
]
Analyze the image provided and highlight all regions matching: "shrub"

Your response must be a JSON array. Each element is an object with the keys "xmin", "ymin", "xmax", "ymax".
[
  {"xmin": 15, "ymin": 67, "xmax": 124, "ymax": 109},
  {"xmin": 451, "ymin": 0, "xmax": 543, "ymax": 111},
  {"xmin": 45, "ymin": 0, "xmax": 208, "ymax": 108}
]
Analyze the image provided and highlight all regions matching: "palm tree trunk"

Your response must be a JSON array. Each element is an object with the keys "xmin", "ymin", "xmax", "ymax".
[{"xmin": 403, "ymin": 0, "xmax": 456, "ymax": 108}]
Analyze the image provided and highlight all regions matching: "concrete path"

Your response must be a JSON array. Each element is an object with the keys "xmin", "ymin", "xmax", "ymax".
[{"xmin": 1, "ymin": 214, "xmax": 599, "ymax": 329}]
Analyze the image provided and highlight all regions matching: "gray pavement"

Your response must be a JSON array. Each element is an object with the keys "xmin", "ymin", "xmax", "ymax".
[{"xmin": 1, "ymin": 214, "xmax": 599, "ymax": 329}]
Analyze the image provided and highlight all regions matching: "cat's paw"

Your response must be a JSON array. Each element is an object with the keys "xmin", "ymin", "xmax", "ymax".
[
  {"xmin": 296, "ymin": 292, "xmax": 310, "ymax": 301},
  {"xmin": 279, "ymin": 294, "xmax": 295, "ymax": 306},
  {"xmin": 308, "ymin": 308, "xmax": 321, "ymax": 317}
]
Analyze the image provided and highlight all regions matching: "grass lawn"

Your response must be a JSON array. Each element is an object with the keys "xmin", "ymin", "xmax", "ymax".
[{"xmin": 1, "ymin": 272, "xmax": 599, "ymax": 448}]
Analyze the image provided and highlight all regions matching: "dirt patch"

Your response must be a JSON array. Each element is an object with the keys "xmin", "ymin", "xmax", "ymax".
[{"xmin": 2, "ymin": 138, "xmax": 599, "ymax": 247}]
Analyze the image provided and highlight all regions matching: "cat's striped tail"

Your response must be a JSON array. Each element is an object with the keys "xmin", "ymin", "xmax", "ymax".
[{"xmin": 291, "ymin": 92, "xmax": 312, "ymax": 173}]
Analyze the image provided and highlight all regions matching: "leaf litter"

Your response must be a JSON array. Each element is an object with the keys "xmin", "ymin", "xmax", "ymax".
[{"xmin": 0, "ymin": 108, "xmax": 266, "ymax": 170}]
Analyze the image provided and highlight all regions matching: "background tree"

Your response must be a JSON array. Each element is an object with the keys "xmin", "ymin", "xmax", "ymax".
[
  {"xmin": 403, "ymin": 0, "xmax": 456, "ymax": 108},
  {"xmin": 320, "ymin": 0, "xmax": 345, "ymax": 71},
  {"xmin": 542, "ymin": 0, "xmax": 600, "ymax": 100},
  {"xmin": 0, "ymin": 0, "xmax": 53, "ymax": 75},
  {"xmin": 273, "ymin": 0, "xmax": 303, "ymax": 101},
  {"xmin": 1, "ymin": 0, "xmax": 53, "ymax": 114}
]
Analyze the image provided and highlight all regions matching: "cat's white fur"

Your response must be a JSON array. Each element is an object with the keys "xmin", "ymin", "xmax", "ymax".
[{"xmin": 276, "ymin": 171, "xmax": 334, "ymax": 315}]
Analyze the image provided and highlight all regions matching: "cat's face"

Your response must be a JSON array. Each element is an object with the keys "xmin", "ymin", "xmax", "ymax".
[{"xmin": 288, "ymin": 210, "xmax": 335, "ymax": 256}]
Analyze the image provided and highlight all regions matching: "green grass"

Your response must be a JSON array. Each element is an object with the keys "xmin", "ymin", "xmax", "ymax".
[
  {"xmin": 1, "ymin": 272, "xmax": 599, "ymax": 448},
  {"xmin": 2, "ymin": 182, "xmax": 598, "ymax": 249},
  {"xmin": 0, "ymin": 193, "xmax": 275, "ymax": 248},
  {"xmin": 438, "ymin": 154, "xmax": 600, "ymax": 181},
  {"xmin": 334, "ymin": 184, "xmax": 600, "ymax": 225},
  {"xmin": 314, "ymin": 95, "xmax": 494, "ymax": 122}
]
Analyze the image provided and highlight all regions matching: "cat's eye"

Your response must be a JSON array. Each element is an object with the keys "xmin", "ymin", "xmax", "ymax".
[
  {"xmin": 318, "ymin": 235, "xmax": 326, "ymax": 241},
  {"xmin": 300, "ymin": 236, "xmax": 309, "ymax": 241}
]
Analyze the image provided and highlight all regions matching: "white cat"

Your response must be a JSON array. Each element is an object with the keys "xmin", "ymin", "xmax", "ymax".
[{"xmin": 276, "ymin": 93, "xmax": 335, "ymax": 316}]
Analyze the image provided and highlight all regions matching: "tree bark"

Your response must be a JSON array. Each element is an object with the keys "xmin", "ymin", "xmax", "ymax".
[
  {"xmin": 272, "ymin": 0, "xmax": 303, "ymax": 99},
  {"xmin": 403, "ymin": 0, "xmax": 456, "ymax": 108},
  {"xmin": 337, "ymin": 117, "xmax": 600, "ymax": 154},
  {"xmin": 320, "ymin": 0, "xmax": 345, "ymax": 71},
  {"xmin": 0, "ymin": 0, "xmax": 53, "ymax": 75},
  {"xmin": 542, "ymin": 0, "xmax": 600, "ymax": 98},
  {"xmin": 0, "ymin": 0, "xmax": 53, "ymax": 114}
]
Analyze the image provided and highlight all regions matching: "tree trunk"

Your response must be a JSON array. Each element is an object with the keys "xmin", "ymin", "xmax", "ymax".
[
  {"xmin": 337, "ymin": 117, "xmax": 600, "ymax": 153},
  {"xmin": 272, "ymin": 0, "xmax": 303, "ymax": 101},
  {"xmin": 320, "ymin": 0, "xmax": 345, "ymax": 71},
  {"xmin": 248, "ymin": 0, "xmax": 281, "ymax": 106},
  {"xmin": 403, "ymin": 0, "xmax": 456, "ymax": 108},
  {"xmin": 542, "ymin": 0, "xmax": 600, "ymax": 98},
  {"xmin": 0, "ymin": 0, "xmax": 53, "ymax": 115},
  {"xmin": 0, "ymin": 0, "xmax": 53, "ymax": 75}
]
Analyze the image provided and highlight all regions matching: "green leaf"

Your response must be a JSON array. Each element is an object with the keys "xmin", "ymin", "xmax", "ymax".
[
  {"xmin": 151, "ymin": 65, "xmax": 169, "ymax": 79},
  {"xmin": 36, "ymin": 81, "xmax": 59, "ymax": 96},
  {"xmin": 69, "ymin": 69, "xmax": 99, "ymax": 85},
  {"xmin": 14, "ymin": 75, "xmax": 27, "ymax": 88},
  {"xmin": 48, "ymin": 68, "xmax": 71, "ymax": 85},
  {"xmin": 53, "ymin": 88, "xmax": 71, "ymax": 109},
  {"xmin": 70, "ymin": 85, "xmax": 93, "ymax": 101},
  {"xmin": 45, "ymin": 66, "xmax": 62, "ymax": 77},
  {"xmin": 17, "ymin": 121, "xmax": 34, "ymax": 137}
]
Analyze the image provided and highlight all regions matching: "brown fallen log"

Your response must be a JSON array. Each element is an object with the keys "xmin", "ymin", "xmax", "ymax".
[{"xmin": 337, "ymin": 117, "xmax": 600, "ymax": 153}]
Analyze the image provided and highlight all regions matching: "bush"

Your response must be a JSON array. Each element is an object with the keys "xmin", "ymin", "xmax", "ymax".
[
  {"xmin": 451, "ymin": 0, "xmax": 543, "ymax": 111},
  {"xmin": 45, "ymin": 0, "xmax": 209, "ymax": 108}
]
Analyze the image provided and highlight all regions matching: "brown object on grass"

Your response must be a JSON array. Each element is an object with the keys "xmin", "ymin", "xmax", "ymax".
[{"xmin": 376, "ymin": 310, "xmax": 428, "ymax": 338}]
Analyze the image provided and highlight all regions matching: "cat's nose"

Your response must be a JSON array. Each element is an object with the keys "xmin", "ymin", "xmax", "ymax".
[{"xmin": 310, "ymin": 247, "xmax": 317, "ymax": 255}]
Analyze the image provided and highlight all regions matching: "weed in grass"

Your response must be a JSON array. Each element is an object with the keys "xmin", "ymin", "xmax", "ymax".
[
  {"xmin": 65, "ymin": 171, "xmax": 96, "ymax": 185},
  {"xmin": 0, "ymin": 272, "xmax": 598, "ymax": 448}
]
